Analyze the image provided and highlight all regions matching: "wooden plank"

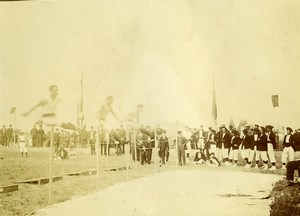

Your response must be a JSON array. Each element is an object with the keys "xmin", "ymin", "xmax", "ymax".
[
  {"xmin": 14, "ymin": 176, "xmax": 63, "ymax": 185},
  {"xmin": 105, "ymin": 166, "xmax": 129, "ymax": 171},
  {"xmin": 0, "ymin": 184, "xmax": 18, "ymax": 193},
  {"xmin": 65, "ymin": 172, "xmax": 81, "ymax": 176},
  {"xmin": 80, "ymin": 169, "xmax": 96, "ymax": 176}
]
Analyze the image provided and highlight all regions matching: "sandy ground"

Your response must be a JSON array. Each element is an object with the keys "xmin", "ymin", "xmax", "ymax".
[{"xmin": 34, "ymin": 170, "xmax": 282, "ymax": 216}]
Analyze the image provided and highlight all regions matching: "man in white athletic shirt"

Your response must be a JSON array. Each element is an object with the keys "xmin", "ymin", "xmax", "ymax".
[{"xmin": 23, "ymin": 85, "xmax": 76, "ymax": 130}]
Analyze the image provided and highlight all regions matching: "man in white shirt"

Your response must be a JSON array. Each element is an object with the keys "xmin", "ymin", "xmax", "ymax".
[{"xmin": 23, "ymin": 85, "xmax": 76, "ymax": 130}]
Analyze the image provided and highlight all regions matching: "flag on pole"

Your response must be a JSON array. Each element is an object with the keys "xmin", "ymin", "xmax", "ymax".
[
  {"xmin": 212, "ymin": 76, "xmax": 218, "ymax": 128},
  {"xmin": 10, "ymin": 107, "xmax": 16, "ymax": 114},
  {"xmin": 271, "ymin": 95, "xmax": 279, "ymax": 107}
]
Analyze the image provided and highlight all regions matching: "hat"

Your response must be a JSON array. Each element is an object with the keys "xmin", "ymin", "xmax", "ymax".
[
  {"xmin": 177, "ymin": 130, "xmax": 182, "ymax": 134},
  {"xmin": 220, "ymin": 124, "xmax": 227, "ymax": 130},
  {"xmin": 254, "ymin": 124, "xmax": 259, "ymax": 127},
  {"xmin": 265, "ymin": 125, "xmax": 274, "ymax": 130},
  {"xmin": 253, "ymin": 128, "xmax": 260, "ymax": 134},
  {"xmin": 242, "ymin": 129, "xmax": 248, "ymax": 134},
  {"xmin": 286, "ymin": 127, "xmax": 293, "ymax": 132},
  {"xmin": 232, "ymin": 130, "xmax": 239, "ymax": 136},
  {"xmin": 260, "ymin": 126, "xmax": 266, "ymax": 133}
]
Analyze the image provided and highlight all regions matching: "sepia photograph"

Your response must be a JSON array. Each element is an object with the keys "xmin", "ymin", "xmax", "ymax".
[{"xmin": 1, "ymin": 0, "xmax": 300, "ymax": 215}]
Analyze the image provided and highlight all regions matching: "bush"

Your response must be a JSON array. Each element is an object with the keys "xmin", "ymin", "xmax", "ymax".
[{"xmin": 270, "ymin": 180, "xmax": 300, "ymax": 216}]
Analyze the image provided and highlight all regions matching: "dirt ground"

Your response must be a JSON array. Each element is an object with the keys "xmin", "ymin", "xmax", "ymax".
[
  {"xmin": 0, "ymin": 147, "xmax": 287, "ymax": 216},
  {"xmin": 35, "ymin": 170, "xmax": 282, "ymax": 216}
]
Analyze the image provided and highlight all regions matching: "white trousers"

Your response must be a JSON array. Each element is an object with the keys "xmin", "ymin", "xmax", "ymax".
[
  {"xmin": 198, "ymin": 139, "xmax": 205, "ymax": 149},
  {"xmin": 281, "ymin": 146, "xmax": 294, "ymax": 163},
  {"xmin": 229, "ymin": 148, "xmax": 239, "ymax": 161},
  {"xmin": 210, "ymin": 144, "xmax": 217, "ymax": 155},
  {"xmin": 256, "ymin": 151, "xmax": 268, "ymax": 162},
  {"xmin": 19, "ymin": 142, "xmax": 27, "ymax": 153},
  {"xmin": 267, "ymin": 143, "xmax": 276, "ymax": 163},
  {"xmin": 217, "ymin": 143, "xmax": 229, "ymax": 160},
  {"xmin": 242, "ymin": 148, "xmax": 254, "ymax": 160}
]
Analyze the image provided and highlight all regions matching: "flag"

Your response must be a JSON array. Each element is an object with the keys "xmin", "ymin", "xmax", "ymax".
[
  {"xmin": 271, "ymin": 95, "xmax": 279, "ymax": 107},
  {"xmin": 212, "ymin": 76, "xmax": 218, "ymax": 128},
  {"xmin": 10, "ymin": 107, "xmax": 16, "ymax": 114}
]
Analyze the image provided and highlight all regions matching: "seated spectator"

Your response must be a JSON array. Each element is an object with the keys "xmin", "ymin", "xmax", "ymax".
[
  {"xmin": 208, "ymin": 152, "xmax": 220, "ymax": 167},
  {"xmin": 286, "ymin": 160, "xmax": 300, "ymax": 186},
  {"xmin": 193, "ymin": 148, "xmax": 207, "ymax": 165}
]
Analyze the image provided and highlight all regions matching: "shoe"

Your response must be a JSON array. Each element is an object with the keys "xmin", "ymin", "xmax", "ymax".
[
  {"xmin": 232, "ymin": 163, "xmax": 237, "ymax": 167},
  {"xmin": 254, "ymin": 164, "xmax": 258, "ymax": 169},
  {"xmin": 263, "ymin": 165, "xmax": 268, "ymax": 170},
  {"xmin": 245, "ymin": 164, "xmax": 251, "ymax": 169},
  {"xmin": 281, "ymin": 165, "xmax": 286, "ymax": 170},
  {"xmin": 269, "ymin": 166, "xmax": 277, "ymax": 171}
]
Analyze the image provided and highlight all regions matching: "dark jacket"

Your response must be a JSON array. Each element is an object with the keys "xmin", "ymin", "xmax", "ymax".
[
  {"xmin": 177, "ymin": 136, "xmax": 188, "ymax": 150},
  {"xmin": 158, "ymin": 136, "xmax": 169, "ymax": 151},
  {"xmin": 217, "ymin": 131, "xmax": 231, "ymax": 149},
  {"xmin": 283, "ymin": 134, "xmax": 294, "ymax": 148},
  {"xmin": 231, "ymin": 136, "xmax": 242, "ymax": 150},
  {"xmin": 257, "ymin": 134, "xmax": 268, "ymax": 151},
  {"xmin": 266, "ymin": 132, "xmax": 277, "ymax": 149},
  {"xmin": 293, "ymin": 132, "xmax": 300, "ymax": 151},
  {"xmin": 242, "ymin": 135, "xmax": 254, "ymax": 150}
]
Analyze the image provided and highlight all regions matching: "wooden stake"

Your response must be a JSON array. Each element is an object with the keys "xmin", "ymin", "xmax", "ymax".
[
  {"xmin": 48, "ymin": 126, "xmax": 54, "ymax": 205},
  {"xmin": 96, "ymin": 129, "xmax": 100, "ymax": 190},
  {"xmin": 154, "ymin": 129, "xmax": 157, "ymax": 175}
]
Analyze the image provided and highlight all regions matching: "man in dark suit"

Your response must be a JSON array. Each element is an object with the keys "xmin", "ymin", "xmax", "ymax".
[
  {"xmin": 1, "ymin": 125, "xmax": 8, "ymax": 147},
  {"xmin": 30, "ymin": 125, "xmax": 38, "ymax": 147},
  {"xmin": 119, "ymin": 125, "xmax": 126, "ymax": 154},
  {"xmin": 217, "ymin": 125, "xmax": 231, "ymax": 165},
  {"xmin": 281, "ymin": 127, "xmax": 295, "ymax": 169},
  {"xmin": 36, "ymin": 124, "xmax": 45, "ymax": 147},
  {"xmin": 177, "ymin": 131, "xmax": 188, "ymax": 166},
  {"xmin": 158, "ymin": 130, "xmax": 169, "ymax": 166},
  {"xmin": 7, "ymin": 124, "xmax": 14, "ymax": 146},
  {"xmin": 266, "ymin": 125, "xmax": 277, "ymax": 170},
  {"xmin": 89, "ymin": 126, "xmax": 97, "ymax": 155}
]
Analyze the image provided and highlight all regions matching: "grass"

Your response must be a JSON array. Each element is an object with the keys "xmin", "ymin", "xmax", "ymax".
[
  {"xmin": 0, "ymin": 146, "xmax": 159, "ymax": 216},
  {"xmin": 270, "ymin": 180, "xmax": 300, "ymax": 216},
  {"xmin": 0, "ymin": 147, "xmax": 298, "ymax": 216}
]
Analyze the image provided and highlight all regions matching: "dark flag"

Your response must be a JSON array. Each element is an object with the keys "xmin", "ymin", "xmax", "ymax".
[
  {"xmin": 10, "ymin": 107, "xmax": 16, "ymax": 114},
  {"xmin": 271, "ymin": 95, "xmax": 279, "ymax": 107}
]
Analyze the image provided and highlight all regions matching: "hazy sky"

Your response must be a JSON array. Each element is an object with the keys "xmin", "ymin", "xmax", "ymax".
[{"xmin": 1, "ymin": 0, "xmax": 300, "ymax": 130}]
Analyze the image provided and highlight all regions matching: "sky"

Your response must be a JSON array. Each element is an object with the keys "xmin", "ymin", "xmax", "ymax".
[{"xmin": 0, "ymin": 0, "xmax": 300, "ymax": 131}]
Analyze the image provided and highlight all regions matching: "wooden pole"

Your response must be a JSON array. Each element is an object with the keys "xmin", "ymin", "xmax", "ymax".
[
  {"xmin": 96, "ymin": 129, "xmax": 100, "ymax": 190},
  {"xmin": 49, "ymin": 126, "xmax": 54, "ymax": 205},
  {"xmin": 13, "ymin": 110, "xmax": 16, "ymax": 145},
  {"xmin": 125, "ymin": 129, "xmax": 129, "ymax": 181},
  {"xmin": 154, "ymin": 129, "xmax": 157, "ymax": 175},
  {"xmin": 134, "ymin": 128, "xmax": 137, "ymax": 163}
]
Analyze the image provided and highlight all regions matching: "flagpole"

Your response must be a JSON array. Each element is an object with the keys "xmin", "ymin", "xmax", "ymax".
[
  {"xmin": 14, "ymin": 109, "xmax": 17, "ymax": 145},
  {"xmin": 212, "ymin": 71, "xmax": 218, "ymax": 130}
]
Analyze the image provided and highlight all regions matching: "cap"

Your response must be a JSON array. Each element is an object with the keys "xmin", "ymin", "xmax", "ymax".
[{"xmin": 265, "ymin": 125, "xmax": 274, "ymax": 130}]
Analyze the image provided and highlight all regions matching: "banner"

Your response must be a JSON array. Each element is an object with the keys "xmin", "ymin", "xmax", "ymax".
[
  {"xmin": 271, "ymin": 95, "xmax": 279, "ymax": 107},
  {"xmin": 10, "ymin": 107, "xmax": 16, "ymax": 114}
]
